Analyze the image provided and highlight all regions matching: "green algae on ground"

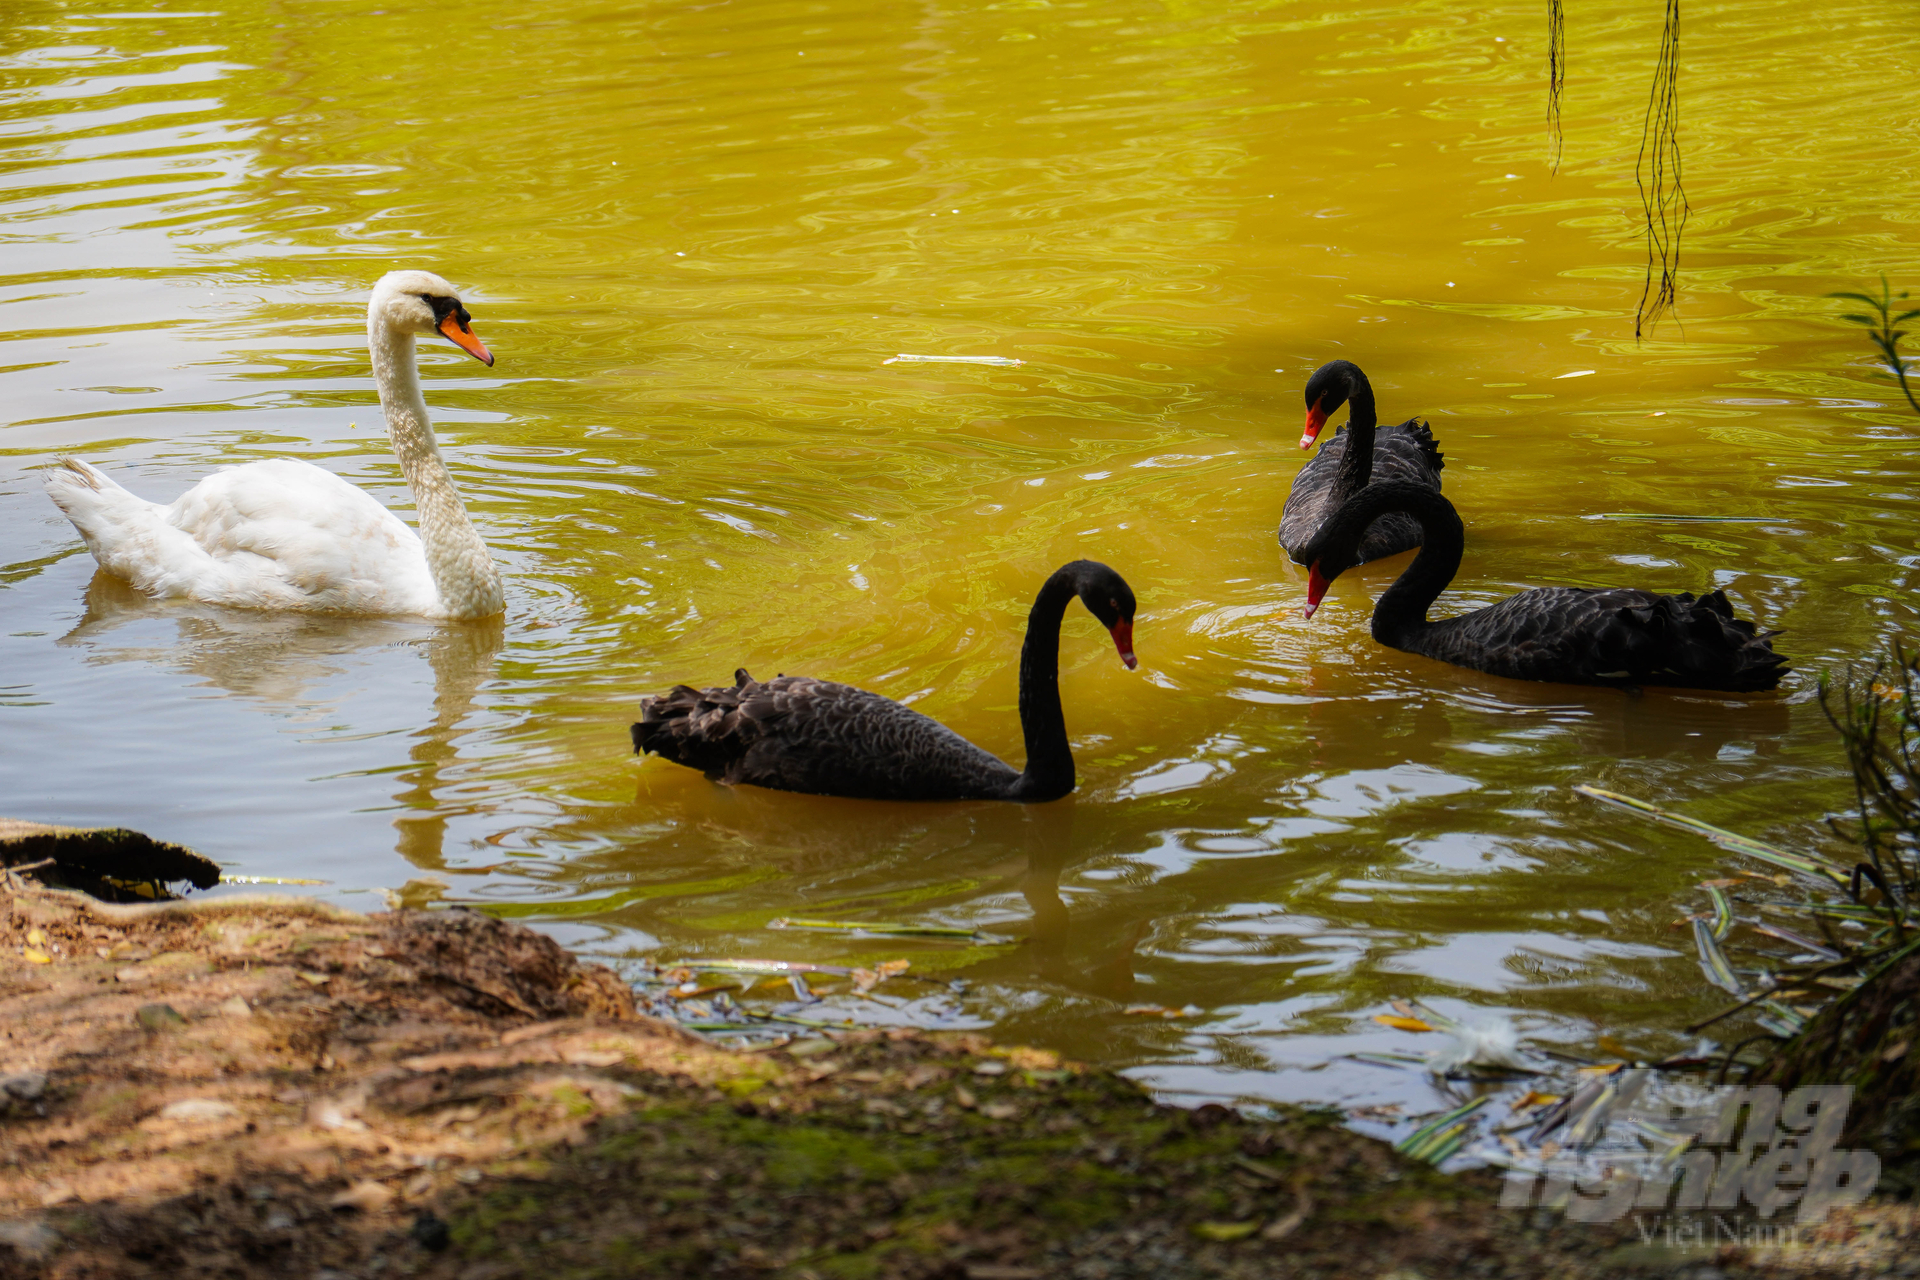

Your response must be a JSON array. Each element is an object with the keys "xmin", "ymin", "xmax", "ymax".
[{"xmin": 434, "ymin": 1030, "xmax": 1603, "ymax": 1280}]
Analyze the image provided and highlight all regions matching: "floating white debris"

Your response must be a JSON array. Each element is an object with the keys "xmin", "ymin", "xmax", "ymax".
[
  {"xmin": 1427, "ymin": 1015, "xmax": 1534, "ymax": 1073},
  {"xmin": 883, "ymin": 353, "xmax": 1025, "ymax": 367},
  {"xmin": 1555, "ymin": 370, "xmax": 1596, "ymax": 379}
]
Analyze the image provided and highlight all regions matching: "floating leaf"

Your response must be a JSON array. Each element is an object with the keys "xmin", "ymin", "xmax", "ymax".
[
  {"xmin": 1409, "ymin": 1000, "xmax": 1466, "ymax": 1033},
  {"xmin": 1575, "ymin": 785, "xmax": 1848, "ymax": 886},
  {"xmin": 1597, "ymin": 1035, "xmax": 1635, "ymax": 1060},
  {"xmin": 1751, "ymin": 924, "xmax": 1843, "ymax": 961},
  {"xmin": 1562, "ymin": 1071, "xmax": 1631, "ymax": 1148},
  {"xmin": 851, "ymin": 959, "xmax": 910, "ymax": 993},
  {"xmin": 1693, "ymin": 918, "xmax": 1745, "ymax": 996},
  {"xmin": 1373, "ymin": 1014, "xmax": 1435, "ymax": 1033}
]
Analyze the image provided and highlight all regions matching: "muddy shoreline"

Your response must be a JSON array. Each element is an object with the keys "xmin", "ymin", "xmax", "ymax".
[{"xmin": 0, "ymin": 885, "xmax": 1909, "ymax": 1278}]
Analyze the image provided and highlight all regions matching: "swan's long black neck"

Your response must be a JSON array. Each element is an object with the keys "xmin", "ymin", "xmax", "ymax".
[
  {"xmin": 1319, "ymin": 482, "xmax": 1464, "ymax": 648},
  {"xmin": 1330, "ymin": 366, "xmax": 1379, "ymax": 501},
  {"xmin": 1007, "ymin": 566, "xmax": 1081, "ymax": 801}
]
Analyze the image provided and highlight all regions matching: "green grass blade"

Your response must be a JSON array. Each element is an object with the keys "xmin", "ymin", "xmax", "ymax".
[
  {"xmin": 1395, "ymin": 1095, "xmax": 1490, "ymax": 1162},
  {"xmin": 1693, "ymin": 918, "xmax": 1746, "ymax": 996},
  {"xmin": 1707, "ymin": 886, "xmax": 1733, "ymax": 940},
  {"xmin": 1758, "ymin": 1000, "xmax": 1808, "ymax": 1033},
  {"xmin": 1574, "ymin": 786, "xmax": 1848, "ymax": 886},
  {"xmin": 771, "ymin": 917, "xmax": 998, "ymax": 940},
  {"xmin": 1750, "ymin": 924, "xmax": 1842, "ymax": 961},
  {"xmin": 1806, "ymin": 903, "xmax": 1890, "ymax": 923}
]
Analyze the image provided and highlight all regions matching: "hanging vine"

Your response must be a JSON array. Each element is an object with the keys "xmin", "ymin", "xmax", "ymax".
[
  {"xmin": 1633, "ymin": 0, "xmax": 1687, "ymax": 338},
  {"xmin": 1546, "ymin": 0, "xmax": 1565, "ymax": 173}
]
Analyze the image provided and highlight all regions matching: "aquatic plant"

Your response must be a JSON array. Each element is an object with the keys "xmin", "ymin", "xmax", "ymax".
[
  {"xmin": 1830, "ymin": 276, "xmax": 1920, "ymax": 416},
  {"xmin": 1578, "ymin": 644, "xmax": 1920, "ymax": 1178}
]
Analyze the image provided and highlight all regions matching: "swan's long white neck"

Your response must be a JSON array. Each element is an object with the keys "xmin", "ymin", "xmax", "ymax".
[{"xmin": 367, "ymin": 311, "xmax": 504, "ymax": 619}]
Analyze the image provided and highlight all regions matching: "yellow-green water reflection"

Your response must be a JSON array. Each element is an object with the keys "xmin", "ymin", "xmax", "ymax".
[{"xmin": 3, "ymin": 0, "xmax": 1918, "ymax": 1108}]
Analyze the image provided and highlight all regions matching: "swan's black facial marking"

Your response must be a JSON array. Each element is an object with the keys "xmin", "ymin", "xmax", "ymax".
[
  {"xmin": 420, "ymin": 291, "xmax": 494, "ymax": 366},
  {"xmin": 421, "ymin": 293, "xmax": 475, "ymax": 335}
]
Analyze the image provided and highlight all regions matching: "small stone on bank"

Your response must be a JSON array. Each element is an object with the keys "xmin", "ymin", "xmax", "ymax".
[
  {"xmin": 0, "ymin": 1072, "xmax": 47, "ymax": 1102},
  {"xmin": 217, "ymin": 996, "xmax": 251, "ymax": 1018},
  {"xmin": 329, "ymin": 1180, "xmax": 394, "ymax": 1213},
  {"xmin": 159, "ymin": 1098, "xmax": 238, "ymax": 1124}
]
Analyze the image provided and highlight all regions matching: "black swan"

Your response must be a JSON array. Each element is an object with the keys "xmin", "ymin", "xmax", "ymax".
[
  {"xmin": 1298, "ymin": 482, "xmax": 1788, "ymax": 692},
  {"xmin": 1279, "ymin": 360, "xmax": 1443, "ymax": 565},
  {"xmin": 630, "ymin": 560, "xmax": 1138, "ymax": 802}
]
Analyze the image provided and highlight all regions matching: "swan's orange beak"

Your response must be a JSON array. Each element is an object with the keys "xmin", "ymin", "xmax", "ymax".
[
  {"xmin": 439, "ymin": 314, "xmax": 494, "ymax": 367},
  {"xmin": 1304, "ymin": 563, "xmax": 1330, "ymax": 619},
  {"xmin": 1109, "ymin": 620, "xmax": 1137, "ymax": 670},
  {"xmin": 1300, "ymin": 398, "xmax": 1328, "ymax": 449}
]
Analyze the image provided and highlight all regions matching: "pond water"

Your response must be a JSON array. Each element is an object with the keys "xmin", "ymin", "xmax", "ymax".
[{"xmin": 3, "ymin": 0, "xmax": 1918, "ymax": 1115}]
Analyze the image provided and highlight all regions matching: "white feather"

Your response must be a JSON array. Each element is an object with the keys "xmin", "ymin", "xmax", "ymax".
[{"xmin": 1426, "ymin": 1016, "xmax": 1534, "ymax": 1073}]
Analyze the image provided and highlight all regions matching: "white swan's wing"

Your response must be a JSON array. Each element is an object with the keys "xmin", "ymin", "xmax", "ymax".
[{"xmin": 46, "ymin": 458, "xmax": 442, "ymax": 615}]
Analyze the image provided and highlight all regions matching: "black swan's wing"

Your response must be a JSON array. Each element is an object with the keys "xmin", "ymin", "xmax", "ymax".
[
  {"xmin": 1280, "ymin": 419, "xmax": 1443, "ymax": 565},
  {"xmin": 1420, "ymin": 587, "xmax": 1788, "ymax": 692},
  {"xmin": 1279, "ymin": 432, "xmax": 1349, "ymax": 563},
  {"xmin": 632, "ymin": 669, "xmax": 1022, "ymax": 801},
  {"xmin": 1370, "ymin": 419, "xmax": 1443, "ymax": 485}
]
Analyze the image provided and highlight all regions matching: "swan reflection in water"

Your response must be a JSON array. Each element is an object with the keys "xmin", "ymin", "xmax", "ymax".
[
  {"xmin": 57, "ymin": 570, "xmax": 504, "ymax": 880},
  {"xmin": 600, "ymin": 778, "xmax": 1148, "ymax": 1005},
  {"xmin": 1014, "ymin": 800, "xmax": 1147, "ymax": 1005}
]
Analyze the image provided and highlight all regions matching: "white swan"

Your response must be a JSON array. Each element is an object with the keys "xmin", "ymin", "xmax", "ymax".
[{"xmin": 43, "ymin": 270, "xmax": 506, "ymax": 620}]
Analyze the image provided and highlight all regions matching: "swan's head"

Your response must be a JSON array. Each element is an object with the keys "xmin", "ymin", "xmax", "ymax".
[
  {"xmin": 1300, "ymin": 359, "xmax": 1360, "ymax": 449},
  {"xmin": 369, "ymin": 270, "xmax": 494, "ymax": 366},
  {"xmin": 1297, "ymin": 529, "xmax": 1357, "ymax": 620},
  {"xmin": 1064, "ymin": 560, "xmax": 1139, "ymax": 670}
]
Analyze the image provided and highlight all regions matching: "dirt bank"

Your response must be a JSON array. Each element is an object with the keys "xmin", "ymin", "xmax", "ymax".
[{"xmin": 0, "ymin": 884, "xmax": 1910, "ymax": 1279}]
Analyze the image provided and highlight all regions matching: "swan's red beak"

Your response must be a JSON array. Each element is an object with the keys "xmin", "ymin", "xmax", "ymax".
[
  {"xmin": 1300, "ymin": 398, "xmax": 1328, "ymax": 449},
  {"xmin": 1109, "ymin": 620, "xmax": 1138, "ymax": 670},
  {"xmin": 1304, "ymin": 563, "xmax": 1330, "ymax": 619},
  {"xmin": 439, "ymin": 314, "xmax": 494, "ymax": 367}
]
